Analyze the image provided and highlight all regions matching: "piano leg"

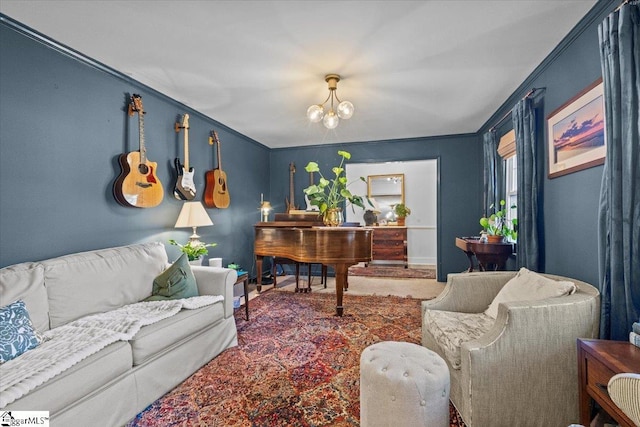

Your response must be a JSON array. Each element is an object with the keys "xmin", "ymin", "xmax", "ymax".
[
  {"xmin": 334, "ymin": 263, "xmax": 349, "ymax": 316},
  {"xmin": 256, "ymin": 255, "xmax": 263, "ymax": 293}
]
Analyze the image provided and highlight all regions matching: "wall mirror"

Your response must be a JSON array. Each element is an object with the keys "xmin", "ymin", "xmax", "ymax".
[{"xmin": 367, "ymin": 174, "xmax": 404, "ymax": 223}]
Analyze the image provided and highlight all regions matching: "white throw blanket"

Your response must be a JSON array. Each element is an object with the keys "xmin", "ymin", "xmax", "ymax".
[{"xmin": 0, "ymin": 295, "xmax": 223, "ymax": 408}]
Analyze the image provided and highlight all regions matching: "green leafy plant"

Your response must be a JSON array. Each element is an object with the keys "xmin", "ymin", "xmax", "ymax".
[
  {"xmin": 393, "ymin": 203, "xmax": 411, "ymax": 218},
  {"xmin": 303, "ymin": 150, "xmax": 372, "ymax": 214},
  {"xmin": 169, "ymin": 240, "xmax": 216, "ymax": 261},
  {"xmin": 479, "ymin": 200, "xmax": 518, "ymax": 241}
]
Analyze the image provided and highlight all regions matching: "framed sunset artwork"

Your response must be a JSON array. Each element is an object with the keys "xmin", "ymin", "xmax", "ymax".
[{"xmin": 547, "ymin": 78, "xmax": 606, "ymax": 179}]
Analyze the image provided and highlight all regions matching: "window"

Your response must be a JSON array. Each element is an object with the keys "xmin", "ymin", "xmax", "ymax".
[
  {"xmin": 505, "ymin": 154, "xmax": 517, "ymax": 221},
  {"xmin": 498, "ymin": 129, "xmax": 517, "ymax": 231}
]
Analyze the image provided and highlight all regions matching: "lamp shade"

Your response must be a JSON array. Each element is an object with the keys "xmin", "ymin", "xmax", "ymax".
[{"xmin": 174, "ymin": 202, "xmax": 213, "ymax": 228}]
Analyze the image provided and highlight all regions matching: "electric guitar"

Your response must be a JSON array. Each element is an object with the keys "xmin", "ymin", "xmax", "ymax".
[
  {"xmin": 113, "ymin": 94, "xmax": 164, "ymax": 208},
  {"xmin": 203, "ymin": 130, "xmax": 230, "ymax": 208},
  {"xmin": 285, "ymin": 162, "xmax": 299, "ymax": 213},
  {"xmin": 173, "ymin": 114, "xmax": 196, "ymax": 200}
]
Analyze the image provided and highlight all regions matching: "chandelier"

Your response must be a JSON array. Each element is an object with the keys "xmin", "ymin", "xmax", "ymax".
[{"xmin": 306, "ymin": 74, "xmax": 354, "ymax": 129}]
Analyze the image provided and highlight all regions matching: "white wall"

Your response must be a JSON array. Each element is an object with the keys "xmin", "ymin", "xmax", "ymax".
[{"xmin": 346, "ymin": 160, "xmax": 437, "ymax": 266}]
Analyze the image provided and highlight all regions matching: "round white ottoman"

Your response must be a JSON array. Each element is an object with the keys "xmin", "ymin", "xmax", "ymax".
[{"xmin": 360, "ymin": 341, "xmax": 450, "ymax": 427}]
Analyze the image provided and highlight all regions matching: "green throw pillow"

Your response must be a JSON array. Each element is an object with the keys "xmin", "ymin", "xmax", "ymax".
[{"xmin": 145, "ymin": 253, "xmax": 199, "ymax": 301}]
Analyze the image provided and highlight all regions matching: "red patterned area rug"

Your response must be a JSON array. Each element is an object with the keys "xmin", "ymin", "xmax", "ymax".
[
  {"xmin": 348, "ymin": 265, "xmax": 436, "ymax": 279},
  {"xmin": 126, "ymin": 291, "xmax": 465, "ymax": 427}
]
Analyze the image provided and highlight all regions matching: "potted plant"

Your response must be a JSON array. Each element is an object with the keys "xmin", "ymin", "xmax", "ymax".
[
  {"xmin": 169, "ymin": 239, "xmax": 217, "ymax": 264},
  {"xmin": 392, "ymin": 203, "xmax": 411, "ymax": 226},
  {"xmin": 479, "ymin": 200, "xmax": 517, "ymax": 243},
  {"xmin": 303, "ymin": 150, "xmax": 372, "ymax": 226}
]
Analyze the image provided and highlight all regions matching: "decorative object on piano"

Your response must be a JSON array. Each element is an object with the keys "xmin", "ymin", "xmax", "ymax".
[
  {"xmin": 479, "ymin": 199, "xmax": 517, "ymax": 243},
  {"xmin": 306, "ymin": 74, "xmax": 354, "ymax": 130},
  {"xmin": 392, "ymin": 203, "xmax": 411, "ymax": 226},
  {"xmin": 173, "ymin": 113, "xmax": 196, "ymax": 200},
  {"xmin": 203, "ymin": 130, "xmax": 230, "ymax": 209},
  {"xmin": 259, "ymin": 193, "xmax": 272, "ymax": 222},
  {"xmin": 303, "ymin": 150, "xmax": 371, "ymax": 227},
  {"xmin": 285, "ymin": 162, "xmax": 299, "ymax": 212},
  {"xmin": 174, "ymin": 201, "xmax": 214, "ymax": 247},
  {"xmin": 168, "ymin": 239, "xmax": 216, "ymax": 263},
  {"xmin": 113, "ymin": 94, "xmax": 164, "ymax": 208},
  {"xmin": 363, "ymin": 210, "xmax": 377, "ymax": 226}
]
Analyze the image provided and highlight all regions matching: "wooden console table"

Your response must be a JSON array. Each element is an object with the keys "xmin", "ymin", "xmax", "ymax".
[
  {"xmin": 455, "ymin": 237, "xmax": 514, "ymax": 271},
  {"xmin": 577, "ymin": 338, "xmax": 640, "ymax": 427}
]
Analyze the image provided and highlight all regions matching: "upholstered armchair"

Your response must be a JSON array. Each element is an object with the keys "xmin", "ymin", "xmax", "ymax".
[
  {"xmin": 608, "ymin": 373, "xmax": 640, "ymax": 426},
  {"xmin": 421, "ymin": 271, "xmax": 600, "ymax": 427}
]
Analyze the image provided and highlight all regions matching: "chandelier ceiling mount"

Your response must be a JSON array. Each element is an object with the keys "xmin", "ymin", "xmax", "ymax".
[{"xmin": 306, "ymin": 74, "xmax": 354, "ymax": 130}]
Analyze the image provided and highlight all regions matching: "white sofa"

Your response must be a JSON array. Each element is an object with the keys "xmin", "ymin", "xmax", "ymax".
[
  {"xmin": 0, "ymin": 242, "xmax": 238, "ymax": 426},
  {"xmin": 421, "ymin": 271, "xmax": 600, "ymax": 427}
]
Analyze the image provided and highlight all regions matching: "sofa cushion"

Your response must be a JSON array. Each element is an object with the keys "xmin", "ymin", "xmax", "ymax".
[
  {"xmin": 0, "ymin": 301, "xmax": 42, "ymax": 363},
  {"xmin": 423, "ymin": 309, "xmax": 494, "ymax": 370},
  {"xmin": 129, "ymin": 301, "xmax": 224, "ymax": 366},
  {"xmin": 43, "ymin": 243, "xmax": 168, "ymax": 328},
  {"xmin": 484, "ymin": 267, "xmax": 576, "ymax": 319},
  {"xmin": 0, "ymin": 263, "xmax": 49, "ymax": 332},
  {"xmin": 145, "ymin": 253, "xmax": 198, "ymax": 301},
  {"xmin": 6, "ymin": 341, "xmax": 132, "ymax": 414}
]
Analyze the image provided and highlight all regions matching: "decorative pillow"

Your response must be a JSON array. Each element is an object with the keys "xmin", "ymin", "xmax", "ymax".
[
  {"xmin": 145, "ymin": 253, "xmax": 198, "ymax": 301},
  {"xmin": 485, "ymin": 267, "xmax": 577, "ymax": 319},
  {"xmin": 0, "ymin": 300, "xmax": 42, "ymax": 364}
]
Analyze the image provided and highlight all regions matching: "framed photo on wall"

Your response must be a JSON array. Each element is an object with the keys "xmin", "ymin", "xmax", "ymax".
[{"xmin": 547, "ymin": 78, "xmax": 606, "ymax": 179}]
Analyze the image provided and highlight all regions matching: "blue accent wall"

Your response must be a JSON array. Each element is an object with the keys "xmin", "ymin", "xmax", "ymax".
[
  {"xmin": 0, "ymin": 19, "xmax": 271, "ymax": 273},
  {"xmin": 478, "ymin": 0, "xmax": 616, "ymax": 287},
  {"xmin": 269, "ymin": 136, "xmax": 482, "ymax": 282},
  {"xmin": 0, "ymin": 0, "xmax": 619, "ymax": 288}
]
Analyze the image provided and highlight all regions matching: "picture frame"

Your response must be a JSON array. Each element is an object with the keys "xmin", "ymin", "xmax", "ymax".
[{"xmin": 547, "ymin": 78, "xmax": 606, "ymax": 179}]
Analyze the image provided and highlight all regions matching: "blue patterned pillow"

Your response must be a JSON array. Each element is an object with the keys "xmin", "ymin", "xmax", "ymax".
[{"xmin": 0, "ymin": 300, "xmax": 41, "ymax": 364}]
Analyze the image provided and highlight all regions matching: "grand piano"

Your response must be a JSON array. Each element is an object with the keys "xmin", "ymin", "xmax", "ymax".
[{"xmin": 254, "ymin": 216, "xmax": 372, "ymax": 316}]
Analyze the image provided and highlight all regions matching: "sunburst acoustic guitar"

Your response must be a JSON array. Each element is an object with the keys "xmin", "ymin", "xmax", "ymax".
[
  {"xmin": 173, "ymin": 113, "xmax": 196, "ymax": 200},
  {"xmin": 113, "ymin": 94, "xmax": 164, "ymax": 208},
  {"xmin": 204, "ymin": 130, "xmax": 230, "ymax": 208}
]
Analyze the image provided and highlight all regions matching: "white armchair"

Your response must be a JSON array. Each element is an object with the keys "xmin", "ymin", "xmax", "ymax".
[
  {"xmin": 421, "ymin": 271, "xmax": 600, "ymax": 427},
  {"xmin": 608, "ymin": 373, "xmax": 640, "ymax": 426}
]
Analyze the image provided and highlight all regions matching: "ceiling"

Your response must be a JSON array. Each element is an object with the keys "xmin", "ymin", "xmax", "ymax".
[{"xmin": 1, "ymin": 1, "xmax": 598, "ymax": 148}]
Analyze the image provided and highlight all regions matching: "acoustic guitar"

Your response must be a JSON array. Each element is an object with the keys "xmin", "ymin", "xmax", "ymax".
[
  {"xmin": 285, "ymin": 162, "xmax": 299, "ymax": 213},
  {"xmin": 173, "ymin": 114, "xmax": 196, "ymax": 200},
  {"xmin": 203, "ymin": 130, "xmax": 230, "ymax": 208},
  {"xmin": 113, "ymin": 94, "xmax": 164, "ymax": 208}
]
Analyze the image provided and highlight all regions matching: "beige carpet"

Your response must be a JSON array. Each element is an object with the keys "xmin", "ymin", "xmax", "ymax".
[{"xmin": 240, "ymin": 273, "xmax": 445, "ymax": 304}]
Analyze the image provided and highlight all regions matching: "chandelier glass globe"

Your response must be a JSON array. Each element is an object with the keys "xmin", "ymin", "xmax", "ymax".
[
  {"xmin": 337, "ymin": 101, "xmax": 354, "ymax": 119},
  {"xmin": 323, "ymin": 110, "xmax": 339, "ymax": 129},
  {"xmin": 306, "ymin": 104, "xmax": 324, "ymax": 123}
]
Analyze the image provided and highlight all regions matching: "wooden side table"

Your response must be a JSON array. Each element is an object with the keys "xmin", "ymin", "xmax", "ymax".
[
  {"xmin": 455, "ymin": 237, "xmax": 514, "ymax": 271},
  {"xmin": 577, "ymin": 338, "xmax": 640, "ymax": 427},
  {"xmin": 234, "ymin": 271, "xmax": 249, "ymax": 321}
]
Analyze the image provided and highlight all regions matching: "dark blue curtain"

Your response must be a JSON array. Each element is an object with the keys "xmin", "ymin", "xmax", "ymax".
[
  {"xmin": 597, "ymin": 2, "xmax": 640, "ymax": 341},
  {"xmin": 512, "ymin": 98, "xmax": 539, "ymax": 271},
  {"xmin": 482, "ymin": 131, "xmax": 500, "ymax": 215}
]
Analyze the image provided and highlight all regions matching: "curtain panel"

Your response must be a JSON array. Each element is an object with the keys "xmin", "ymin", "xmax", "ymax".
[
  {"xmin": 482, "ymin": 131, "xmax": 500, "ymax": 215},
  {"xmin": 597, "ymin": 2, "xmax": 640, "ymax": 341},
  {"xmin": 512, "ymin": 98, "xmax": 540, "ymax": 271}
]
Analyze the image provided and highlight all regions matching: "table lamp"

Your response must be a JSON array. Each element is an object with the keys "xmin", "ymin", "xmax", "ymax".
[{"xmin": 174, "ymin": 202, "xmax": 213, "ymax": 246}]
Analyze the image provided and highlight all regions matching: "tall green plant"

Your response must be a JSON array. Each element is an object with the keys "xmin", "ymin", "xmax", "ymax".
[{"xmin": 303, "ymin": 150, "xmax": 371, "ymax": 214}]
